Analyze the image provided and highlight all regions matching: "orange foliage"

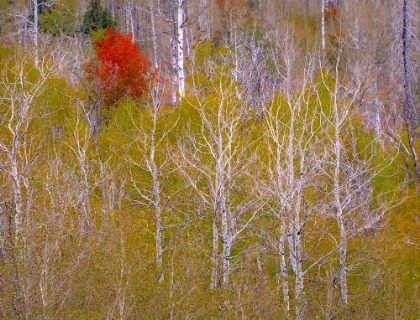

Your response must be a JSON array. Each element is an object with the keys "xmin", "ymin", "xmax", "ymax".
[
  {"xmin": 324, "ymin": 2, "xmax": 339, "ymax": 21},
  {"xmin": 86, "ymin": 28, "xmax": 152, "ymax": 106}
]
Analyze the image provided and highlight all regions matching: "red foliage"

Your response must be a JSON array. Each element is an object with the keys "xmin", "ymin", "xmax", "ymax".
[
  {"xmin": 325, "ymin": 2, "xmax": 339, "ymax": 21},
  {"xmin": 87, "ymin": 28, "xmax": 152, "ymax": 105}
]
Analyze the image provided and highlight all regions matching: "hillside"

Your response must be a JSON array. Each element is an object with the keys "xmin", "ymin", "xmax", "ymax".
[{"xmin": 0, "ymin": 0, "xmax": 419, "ymax": 319}]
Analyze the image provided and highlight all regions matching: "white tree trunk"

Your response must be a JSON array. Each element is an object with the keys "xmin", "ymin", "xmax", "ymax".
[
  {"xmin": 149, "ymin": 106, "xmax": 164, "ymax": 282},
  {"xmin": 175, "ymin": 69, "xmax": 258, "ymax": 289},
  {"xmin": 321, "ymin": 0, "xmax": 326, "ymax": 57},
  {"xmin": 210, "ymin": 212, "xmax": 219, "ymax": 289},
  {"xmin": 332, "ymin": 134, "xmax": 349, "ymax": 304},
  {"xmin": 171, "ymin": 32, "xmax": 178, "ymax": 105},
  {"xmin": 331, "ymin": 70, "xmax": 349, "ymax": 304},
  {"xmin": 150, "ymin": 9, "xmax": 159, "ymax": 70},
  {"xmin": 129, "ymin": 82, "xmax": 173, "ymax": 282},
  {"xmin": 68, "ymin": 117, "xmax": 92, "ymax": 236},
  {"xmin": 33, "ymin": 0, "xmax": 38, "ymax": 65},
  {"xmin": 0, "ymin": 48, "xmax": 52, "ymax": 318},
  {"xmin": 279, "ymin": 227, "xmax": 290, "ymax": 313},
  {"xmin": 401, "ymin": 0, "xmax": 420, "ymax": 181},
  {"xmin": 219, "ymin": 185, "xmax": 231, "ymax": 285},
  {"xmin": 10, "ymin": 150, "xmax": 23, "ymax": 243},
  {"xmin": 128, "ymin": 4, "xmax": 135, "ymax": 40},
  {"xmin": 177, "ymin": 0, "xmax": 185, "ymax": 98}
]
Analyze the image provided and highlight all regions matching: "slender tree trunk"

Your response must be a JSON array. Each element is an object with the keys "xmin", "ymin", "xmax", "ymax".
[
  {"xmin": 337, "ymin": 214, "xmax": 348, "ymax": 304},
  {"xmin": 150, "ymin": 9, "xmax": 159, "ymax": 70},
  {"xmin": 333, "ymin": 147, "xmax": 348, "ymax": 303},
  {"xmin": 129, "ymin": 5, "xmax": 135, "ymax": 40},
  {"xmin": 321, "ymin": 0, "xmax": 326, "ymax": 58},
  {"xmin": 279, "ymin": 227, "xmax": 290, "ymax": 314},
  {"xmin": 287, "ymin": 110, "xmax": 306, "ymax": 319},
  {"xmin": 402, "ymin": 0, "xmax": 411, "ymax": 122},
  {"xmin": 211, "ymin": 208, "xmax": 219, "ymax": 289},
  {"xmin": 177, "ymin": 0, "xmax": 185, "ymax": 98},
  {"xmin": 170, "ymin": 31, "xmax": 178, "ymax": 106},
  {"xmin": 220, "ymin": 202, "xmax": 231, "ymax": 285},
  {"xmin": 154, "ymin": 181, "xmax": 164, "ymax": 282},
  {"xmin": 401, "ymin": 0, "xmax": 420, "ymax": 181},
  {"xmin": 32, "ymin": 0, "xmax": 38, "ymax": 65},
  {"xmin": 332, "ymin": 81, "xmax": 349, "ymax": 304},
  {"xmin": 290, "ymin": 207, "xmax": 305, "ymax": 319},
  {"xmin": 215, "ymin": 129, "xmax": 232, "ymax": 285},
  {"xmin": 150, "ymin": 110, "xmax": 164, "ymax": 282}
]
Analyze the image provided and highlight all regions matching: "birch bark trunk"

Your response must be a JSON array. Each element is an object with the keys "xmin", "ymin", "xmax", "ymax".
[
  {"xmin": 278, "ymin": 230, "xmax": 290, "ymax": 313},
  {"xmin": 150, "ymin": 8, "xmax": 159, "ymax": 70},
  {"xmin": 149, "ymin": 104, "xmax": 164, "ymax": 282},
  {"xmin": 267, "ymin": 94, "xmax": 311, "ymax": 319},
  {"xmin": 177, "ymin": 0, "xmax": 186, "ymax": 98},
  {"xmin": 210, "ymin": 209, "xmax": 219, "ymax": 289},
  {"xmin": 217, "ymin": 154, "xmax": 231, "ymax": 286},
  {"xmin": 129, "ymin": 82, "xmax": 173, "ymax": 282},
  {"xmin": 321, "ymin": 0, "xmax": 326, "ymax": 58},
  {"xmin": 32, "ymin": 0, "xmax": 38, "ymax": 65},
  {"xmin": 175, "ymin": 69, "xmax": 258, "ymax": 289},
  {"xmin": 170, "ymin": 29, "xmax": 178, "ymax": 105},
  {"xmin": 330, "ymin": 68, "xmax": 349, "ymax": 304},
  {"xmin": 332, "ymin": 112, "xmax": 349, "ymax": 304},
  {"xmin": 401, "ymin": 0, "xmax": 420, "ymax": 181},
  {"xmin": 0, "ymin": 49, "xmax": 51, "ymax": 319}
]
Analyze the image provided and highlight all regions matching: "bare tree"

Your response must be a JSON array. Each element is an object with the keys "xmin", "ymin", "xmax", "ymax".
[
  {"xmin": 261, "ymin": 50, "xmax": 326, "ymax": 319},
  {"xmin": 64, "ymin": 112, "xmax": 95, "ymax": 236},
  {"xmin": 175, "ymin": 66, "xmax": 259, "ymax": 288},
  {"xmin": 321, "ymin": 0, "xmax": 326, "ymax": 56},
  {"xmin": 317, "ymin": 55, "xmax": 403, "ymax": 307},
  {"xmin": 387, "ymin": 0, "xmax": 420, "ymax": 182},
  {"xmin": 36, "ymin": 152, "xmax": 90, "ymax": 319},
  {"xmin": 158, "ymin": 0, "xmax": 188, "ymax": 105},
  {"xmin": 0, "ymin": 44, "xmax": 78, "ymax": 318},
  {"xmin": 0, "ymin": 47, "xmax": 53, "ymax": 245},
  {"xmin": 259, "ymin": 33, "xmax": 401, "ymax": 316},
  {"xmin": 125, "ymin": 80, "xmax": 178, "ymax": 282},
  {"xmin": 157, "ymin": 0, "xmax": 207, "ymax": 105}
]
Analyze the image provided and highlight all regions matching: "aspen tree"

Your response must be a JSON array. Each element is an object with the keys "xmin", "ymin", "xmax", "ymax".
[
  {"xmin": 263, "ymin": 50, "xmax": 323, "ymax": 319},
  {"xmin": 390, "ymin": 0, "xmax": 420, "ymax": 182},
  {"xmin": 318, "ymin": 58, "xmax": 402, "ymax": 308},
  {"xmin": 175, "ymin": 61, "xmax": 259, "ymax": 288},
  {"xmin": 0, "ymin": 46, "xmax": 58, "ymax": 318},
  {"xmin": 127, "ymin": 80, "xmax": 177, "ymax": 282},
  {"xmin": 158, "ymin": 0, "xmax": 188, "ymax": 105}
]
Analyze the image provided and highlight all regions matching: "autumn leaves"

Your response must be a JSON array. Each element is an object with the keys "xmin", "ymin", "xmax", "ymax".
[{"xmin": 85, "ymin": 28, "xmax": 153, "ymax": 106}]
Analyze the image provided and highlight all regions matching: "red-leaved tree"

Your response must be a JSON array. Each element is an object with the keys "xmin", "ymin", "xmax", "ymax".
[{"xmin": 87, "ymin": 28, "xmax": 152, "ymax": 106}]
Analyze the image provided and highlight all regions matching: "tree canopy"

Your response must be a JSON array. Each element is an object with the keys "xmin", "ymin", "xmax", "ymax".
[
  {"xmin": 82, "ymin": 0, "xmax": 116, "ymax": 35},
  {"xmin": 86, "ymin": 28, "xmax": 152, "ymax": 106}
]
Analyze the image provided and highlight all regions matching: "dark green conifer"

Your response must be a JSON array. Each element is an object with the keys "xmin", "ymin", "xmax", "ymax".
[{"xmin": 82, "ymin": 0, "xmax": 116, "ymax": 35}]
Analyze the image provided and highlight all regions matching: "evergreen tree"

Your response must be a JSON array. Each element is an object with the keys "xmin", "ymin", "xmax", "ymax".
[{"xmin": 82, "ymin": 0, "xmax": 115, "ymax": 35}]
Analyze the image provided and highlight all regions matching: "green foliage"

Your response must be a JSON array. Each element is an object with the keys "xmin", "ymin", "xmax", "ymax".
[
  {"xmin": 0, "ymin": 0, "xmax": 5, "ymax": 35},
  {"xmin": 0, "ymin": 44, "xmax": 8, "ymax": 61},
  {"xmin": 40, "ymin": 10, "xmax": 75, "ymax": 37},
  {"xmin": 1, "ymin": 2, "xmax": 420, "ymax": 316},
  {"xmin": 0, "ymin": 0, "xmax": 8, "ymax": 11},
  {"xmin": 286, "ymin": 13, "xmax": 319, "ymax": 48},
  {"xmin": 81, "ymin": 0, "xmax": 116, "ymax": 35},
  {"xmin": 89, "ymin": 27, "xmax": 107, "ymax": 40},
  {"xmin": 187, "ymin": 40, "xmax": 231, "ymax": 94}
]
